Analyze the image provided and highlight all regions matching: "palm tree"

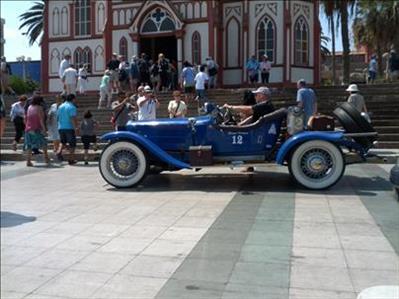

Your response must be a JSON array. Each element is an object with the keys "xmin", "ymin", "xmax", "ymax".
[
  {"xmin": 335, "ymin": 0, "xmax": 356, "ymax": 85},
  {"xmin": 18, "ymin": 1, "xmax": 45, "ymax": 46},
  {"xmin": 321, "ymin": 0, "xmax": 337, "ymax": 85},
  {"xmin": 321, "ymin": 34, "xmax": 331, "ymax": 58}
]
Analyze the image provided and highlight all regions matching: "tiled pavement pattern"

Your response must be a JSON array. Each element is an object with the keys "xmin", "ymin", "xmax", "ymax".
[{"xmin": 1, "ymin": 162, "xmax": 398, "ymax": 299}]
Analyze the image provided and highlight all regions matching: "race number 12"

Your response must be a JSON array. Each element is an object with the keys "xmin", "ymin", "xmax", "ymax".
[{"xmin": 232, "ymin": 135, "xmax": 243, "ymax": 144}]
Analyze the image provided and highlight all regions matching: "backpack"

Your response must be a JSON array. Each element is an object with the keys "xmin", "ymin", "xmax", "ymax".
[
  {"xmin": 151, "ymin": 64, "xmax": 159, "ymax": 76},
  {"xmin": 119, "ymin": 69, "xmax": 128, "ymax": 81}
]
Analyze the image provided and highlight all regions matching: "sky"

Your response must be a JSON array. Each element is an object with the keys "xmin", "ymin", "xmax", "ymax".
[{"xmin": 1, "ymin": 0, "xmax": 350, "ymax": 62}]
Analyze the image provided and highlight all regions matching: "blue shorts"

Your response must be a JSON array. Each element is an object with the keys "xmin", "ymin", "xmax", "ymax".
[{"xmin": 59, "ymin": 129, "xmax": 76, "ymax": 148}]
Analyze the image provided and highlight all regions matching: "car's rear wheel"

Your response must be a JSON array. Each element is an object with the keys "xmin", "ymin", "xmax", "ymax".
[
  {"xmin": 289, "ymin": 140, "xmax": 345, "ymax": 190},
  {"xmin": 99, "ymin": 141, "xmax": 148, "ymax": 188}
]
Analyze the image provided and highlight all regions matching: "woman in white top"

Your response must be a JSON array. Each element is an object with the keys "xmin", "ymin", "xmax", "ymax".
[
  {"xmin": 47, "ymin": 95, "xmax": 62, "ymax": 153},
  {"xmin": 260, "ymin": 55, "xmax": 272, "ymax": 84},
  {"xmin": 78, "ymin": 64, "xmax": 89, "ymax": 95},
  {"xmin": 168, "ymin": 90, "xmax": 187, "ymax": 118}
]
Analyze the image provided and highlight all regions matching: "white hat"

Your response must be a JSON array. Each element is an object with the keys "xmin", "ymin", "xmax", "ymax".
[
  {"xmin": 144, "ymin": 85, "xmax": 153, "ymax": 93},
  {"xmin": 346, "ymin": 84, "xmax": 359, "ymax": 92},
  {"xmin": 252, "ymin": 86, "xmax": 271, "ymax": 96}
]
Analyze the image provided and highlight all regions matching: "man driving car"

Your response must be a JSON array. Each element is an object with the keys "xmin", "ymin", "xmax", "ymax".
[{"xmin": 224, "ymin": 86, "xmax": 275, "ymax": 125}]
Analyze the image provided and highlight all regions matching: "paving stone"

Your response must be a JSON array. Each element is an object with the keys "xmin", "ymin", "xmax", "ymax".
[
  {"xmin": 118, "ymin": 225, "xmax": 169, "ymax": 240},
  {"xmin": 223, "ymin": 283, "xmax": 288, "ymax": 299},
  {"xmin": 344, "ymin": 250, "xmax": 399, "ymax": 271},
  {"xmin": 32, "ymin": 270, "xmax": 112, "ymax": 298},
  {"xmin": 289, "ymin": 288, "xmax": 357, "ymax": 299},
  {"xmin": 173, "ymin": 258, "xmax": 236, "ymax": 284},
  {"xmin": 290, "ymin": 264, "xmax": 354, "ymax": 292},
  {"xmin": 24, "ymin": 248, "xmax": 89, "ymax": 269},
  {"xmin": 239, "ymin": 245, "xmax": 291, "ymax": 264},
  {"xmin": 98, "ymin": 237, "xmax": 151, "ymax": 255},
  {"xmin": 142, "ymin": 239, "xmax": 196, "ymax": 258},
  {"xmin": 159, "ymin": 227, "xmax": 209, "ymax": 241},
  {"xmin": 1, "ymin": 266, "xmax": 62, "ymax": 293},
  {"xmin": 0, "ymin": 291, "xmax": 28, "ymax": 299},
  {"xmin": 154, "ymin": 278, "xmax": 225, "ymax": 299},
  {"xmin": 291, "ymin": 247, "xmax": 347, "ymax": 268},
  {"xmin": 55, "ymin": 235, "xmax": 111, "ymax": 251},
  {"xmin": 90, "ymin": 274, "xmax": 167, "ymax": 299},
  {"xmin": 340, "ymin": 235, "xmax": 396, "ymax": 252},
  {"xmin": 229, "ymin": 262, "xmax": 290, "ymax": 288},
  {"xmin": 70, "ymin": 252, "xmax": 135, "ymax": 274},
  {"xmin": 121, "ymin": 255, "xmax": 184, "ymax": 278}
]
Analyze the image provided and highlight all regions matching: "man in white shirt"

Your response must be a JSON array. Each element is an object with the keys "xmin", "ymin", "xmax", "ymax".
[
  {"xmin": 194, "ymin": 65, "xmax": 209, "ymax": 104},
  {"xmin": 59, "ymin": 54, "xmax": 71, "ymax": 93},
  {"xmin": 137, "ymin": 86, "xmax": 159, "ymax": 121},
  {"xmin": 62, "ymin": 64, "xmax": 78, "ymax": 95}
]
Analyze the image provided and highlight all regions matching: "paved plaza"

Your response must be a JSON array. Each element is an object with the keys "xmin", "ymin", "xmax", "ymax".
[{"xmin": 1, "ymin": 162, "xmax": 398, "ymax": 299}]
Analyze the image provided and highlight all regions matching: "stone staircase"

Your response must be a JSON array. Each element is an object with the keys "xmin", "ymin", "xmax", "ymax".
[{"xmin": 1, "ymin": 83, "xmax": 398, "ymax": 161}]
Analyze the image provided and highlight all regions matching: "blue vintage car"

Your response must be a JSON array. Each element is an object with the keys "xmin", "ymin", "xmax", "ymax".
[{"xmin": 99, "ymin": 102, "xmax": 377, "ymax": 190}]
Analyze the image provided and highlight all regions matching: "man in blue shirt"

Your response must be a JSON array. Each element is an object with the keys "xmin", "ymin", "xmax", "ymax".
[
  {"xmin": 296, "ymin": 79, "xmax": 317, "ymax": 126},
  {"xmin": 57, "ymin": 94, "xmax": 79, "ymax": 164}
]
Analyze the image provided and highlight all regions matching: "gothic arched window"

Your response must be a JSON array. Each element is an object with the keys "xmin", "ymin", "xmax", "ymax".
[
  {"xmin": 75, "ymin": 0, "xmax": 91, "ymax": 36},
  {"xmin": 119, "ymin": 37, "xmax": 128, "ymax": 59},
  {"xmin": 52, "ymin": 8, "xmax": 60, "ymax": 35},
  {"xmin": 74, "ymin": 47, "xmax": 83, "ymax": 67},
  {"xmin": 294, "ymin": 16, "xmax": 309, "ymax": 66},
  {"xmin": 140, "ymin": 8, "xmax": 176, "ymax": 33},
  {"xmin": 256, "ymin": 15, "xmax": 275, "ymax": 62},
  {"xmin": 192, "ymin": 31, "xmax": 201, "ymax": 65}
]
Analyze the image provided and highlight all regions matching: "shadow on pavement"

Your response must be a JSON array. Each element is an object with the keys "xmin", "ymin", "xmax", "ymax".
[
  {"xmin": 0, "ymin": 211, "xmax": 36, "ymax": 228},
  {"xmin": 104, "ymin": 170, "xmax": 393, "ymax": 196}
]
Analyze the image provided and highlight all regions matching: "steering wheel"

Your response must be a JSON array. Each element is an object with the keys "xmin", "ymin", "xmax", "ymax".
[{"xmin": 214, "ymin": 106, "xmax": 239, "ymax": 125}]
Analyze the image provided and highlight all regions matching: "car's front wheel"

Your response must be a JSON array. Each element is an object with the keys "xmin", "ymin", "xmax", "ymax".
[
  {"xmin": 289, "ymin": 140, "xmax": 345, "ymax": 190},
  {"xmin": 99, "ymin": 141, "xmax": 148, "ymax": 188}
]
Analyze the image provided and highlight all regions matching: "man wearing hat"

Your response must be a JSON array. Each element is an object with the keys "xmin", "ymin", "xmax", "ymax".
[
  {"xmin": 137, "ymin": 86, "xmax": 159, "ymax": 121},
  {"xmin": 224, "ymin": 86, "xmax": 274, "ymax": 125},
  {"xmin": 346, "ymin": 84, "xmax": 367, "ymax": 113}
]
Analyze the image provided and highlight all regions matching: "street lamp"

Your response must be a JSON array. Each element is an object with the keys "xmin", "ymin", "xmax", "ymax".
[{"xmin": 16, "ymin": 56, "xmax": 30, "ymax": 81}]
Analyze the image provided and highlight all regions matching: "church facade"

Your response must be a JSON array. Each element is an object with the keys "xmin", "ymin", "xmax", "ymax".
[{"xmin": 42, "ymin": 0, "xmax": 320, "ymax": 93}]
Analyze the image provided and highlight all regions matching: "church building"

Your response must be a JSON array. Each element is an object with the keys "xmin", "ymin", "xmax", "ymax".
[{"xmin": 42, "ymin": 0, "xmax": 320, "ymax": 93}]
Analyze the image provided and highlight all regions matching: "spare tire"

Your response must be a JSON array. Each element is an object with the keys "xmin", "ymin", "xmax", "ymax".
[
  {"xmin": 339, "ymin": 102, "xmax": 375, "ymax": 133},
  {"xmin": 333, "ymin": 104, "xmax": 376, "ymax": 149}
]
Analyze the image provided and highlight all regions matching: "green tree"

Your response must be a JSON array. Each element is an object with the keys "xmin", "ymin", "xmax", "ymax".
[
  {"xmin": 18, "ymin": 1, "xmax": 45, "ymax": 46},
  {"xmin": 353, "ymin": 0, "xmax": 399, "ymax": 76}
]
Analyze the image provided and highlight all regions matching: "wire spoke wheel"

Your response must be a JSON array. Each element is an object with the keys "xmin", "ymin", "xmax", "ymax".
[
  {"xmin": 289, "ymin": 140, "xmax": 345, "ymax": 190},
  {"xmin": 99, "ymin": 141, "xmax": 147, "ymax": 188}
]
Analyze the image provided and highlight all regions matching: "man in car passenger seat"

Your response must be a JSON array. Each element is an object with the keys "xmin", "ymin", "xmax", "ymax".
[{"xmin": 224, "ymin": 86, "xmax": 275, "ymax": 126}]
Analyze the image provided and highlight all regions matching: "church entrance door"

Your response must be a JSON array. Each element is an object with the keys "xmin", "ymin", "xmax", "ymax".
[{"xmin": 140, "ymin": 36, "xmax": 177, "ymax": 63}]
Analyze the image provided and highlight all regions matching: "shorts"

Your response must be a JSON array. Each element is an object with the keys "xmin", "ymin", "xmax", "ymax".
[
  {"xmin": 59, "ymin": 129, "xmax": 76, "ymax": 148},
  {"xmin": 184, "ymin": 86, "xmax": 195, "ymax": 94},
  {"xmin": 110, "ymin": 70, "xmax": 119, "ymax": 82},
  {"xmin": 81, "ymin": 135, "xmax": 96, "ymax": 150}
]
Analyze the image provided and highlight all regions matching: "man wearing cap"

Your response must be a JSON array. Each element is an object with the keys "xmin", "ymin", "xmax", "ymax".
[
  {"xmin": 224, "ymin": 86, "xmax": 274, "ymax": 125},
  {"xmin": 296, "ymin": 79, "xmax": 317, "ymax": 125},
  {"xmin": 346, "ymin": 84, "xmax": 367, "ymax": 113},
  {"xmin": 137, "ymin": 86, "xmax": 160, "ymax": 121}
]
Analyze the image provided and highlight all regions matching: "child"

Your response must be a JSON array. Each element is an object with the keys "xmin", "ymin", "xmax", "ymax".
[{"xmin": 80, "ymin": 110, "xmax": 98, "ymax": 165}]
